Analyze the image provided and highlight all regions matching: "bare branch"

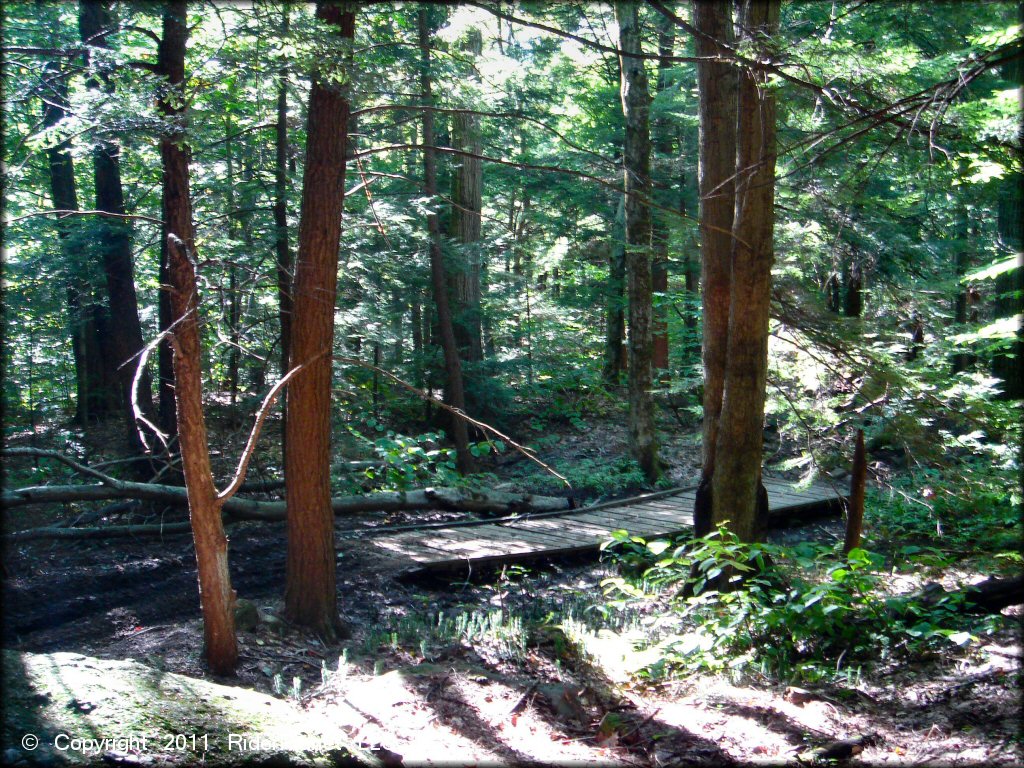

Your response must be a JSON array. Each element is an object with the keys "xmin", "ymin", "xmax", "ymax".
[
  {"xmin": 466, "ymin": 1, "xmax": 704, "ymax": 63},
  {"xmin": 2, "ymin": 448, "xmax": 123, "ymax": 487},
  {"xmin": 215, "ymin": 359, "xmax": 316, "ymax": 502},
  {"xmin": 7, "ymin": 209, "xmax": 163, "ymax": 226},
  {"xmin": 352, "ymin": 104, "xmax": 617, "ymax": 167},
  {"xmin": 352, "ymin": 142, "xmax": 741, "ymax": 243},
  {"xmin": 2, "ymin": 46, "xmax": 85, "ymax": 57},
  {"xmin": 130, "ymin": 325, "xmax": 178, "ymax": 452}
]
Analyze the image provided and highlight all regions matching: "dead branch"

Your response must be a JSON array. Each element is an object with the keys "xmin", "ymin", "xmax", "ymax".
[
  {"xmin": 3, "ymin": 470, "xmax": 573, "ymax": 538},
  {"xmin": 3, "ymin": 447, "xmax": 120, "ymax": 486},
  {"xmin": 216, "ymin": 359, "xmax": 314, "ymax": 502}
]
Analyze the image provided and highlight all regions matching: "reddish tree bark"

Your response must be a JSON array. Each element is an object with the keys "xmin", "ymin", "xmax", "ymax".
[
  {"xmin": 283, "ymin": 1, "xmax": 356, "ymax": 639},
  {"xmin": 709, "ymin": 0, "xmax": 780, "ymax": 542},
  {"xmin": 692, "ymin": 0, "xmax": 737, "ymax": 536},
  {"xmin": 158, "ymin": 0, "xmax": 237, "ymax": 675}
]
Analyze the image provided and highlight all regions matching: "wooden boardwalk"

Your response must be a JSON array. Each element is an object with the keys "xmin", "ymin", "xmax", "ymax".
[{"xmin": 348, "ymin": 478, "xmax": 846, "ymax": 574}]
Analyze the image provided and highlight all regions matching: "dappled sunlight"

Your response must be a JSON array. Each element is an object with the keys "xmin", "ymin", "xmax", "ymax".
[{"xmin": 2, "ymin": 0, "xmax": 1020, "ymax": 764}]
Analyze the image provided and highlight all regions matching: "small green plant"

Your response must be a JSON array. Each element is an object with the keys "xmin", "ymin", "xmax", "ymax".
[{"xmin": 365, "ymin": 606, "xmax": 530, "ymax": 664}]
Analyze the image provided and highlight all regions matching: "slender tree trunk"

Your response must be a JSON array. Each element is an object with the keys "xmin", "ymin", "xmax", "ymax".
[
  {"xmin": 692, "ymin": 0, "xmax": 737, "ymax": 535},
  {"xmin": 223, "ymin": 113, "xmax": 241, "ymax": 404},
  {"xmin": 449, "ymin": 28, "xmax": 484, "ymax": 364},
  {"xmin": 390, "ymin": 289, "xmax": 404, "ymax": 363},
  {"xmin": 274, "ymin": 5, "xmax": 292, "ymax": 464},
  {"xmin": 843, "ymin": 247, "xmax": 863, "ymax": 317},
  {"xmin": 617, "ymin": 0, "xmax": 661, "ymax": 483},
  {"xmin": 651, "ymin": 13, "xmax": 675, "ymax": 375},
  {"xmin": 991, "ymin": 42, "xmax": 1022, "ymax": 400},
  {"xmin": 283, "ymin": 1, "xmax": 355, "ymax": 640},
  {"xmin": 825, "ymin": 273, "xmax": 841, "ymax": 313},
  {"xmin": 419, "ymin": 7, "xmax": 473, "ymax": 474},
  {"xmin": 844, "ymin": 430, "xmax": 867, "ymax": 554},
  {"xmin": 79, "ymin": 1, "xmax": 156, "ymax": 442},
  {"xmin": 952, "ymin": 206, "xmax": 976, "ymax": 373},
  {"xmin": 157, "ymin": 234, "xmax": 178, "ymax": 439},
  {"xmin": 411, "ymin": 291, "xmax": 423, "ymax": 379},
  {"xmin": 603, "ymin": 194, "xmax": 627, "ymax": 385},
  {"xmin": 158, "ymin": 0, "xmax": 237, "ymax": 675},
  {"xmin": 709, "ymin": 0, "xmax": 780, "ymax": 543}
]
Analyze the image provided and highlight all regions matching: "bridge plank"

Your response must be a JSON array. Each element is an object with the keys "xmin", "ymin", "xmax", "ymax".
[{"xmin": 366, "ymin": 480, "xmax": 845, "ymax": 573}]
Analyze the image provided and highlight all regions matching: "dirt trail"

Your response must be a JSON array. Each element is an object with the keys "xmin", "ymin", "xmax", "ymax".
[{"xmin": 4, "ymin": 522, "xmax": 287, "ymax": 651}]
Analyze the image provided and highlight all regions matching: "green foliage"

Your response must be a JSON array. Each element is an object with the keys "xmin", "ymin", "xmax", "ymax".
[
  {"xmin": 362, "ymin": 607, "xmax": 528, "ymax": 664},
  {"xmin": 865, "ymin": 464, "xmax": 1022, "ymax": 567},
  {"xmin": 343, "ymin": 416, "xmax": 506, "ymax": 491},
  {"xmin": 600, "ymin": 527, "xmax": 1007, "ymax": 685},
  {"xmin": 346, "ymin": 420, "xmax": 458, "ymax": 490},
  {"xmin": 523, "ymin": 455, "xmax": 646, "ymax": 497}
]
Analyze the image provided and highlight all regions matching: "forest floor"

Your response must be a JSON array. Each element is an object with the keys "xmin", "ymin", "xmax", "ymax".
[{"xmin": 2, "ymin": 415, "xmax": 1021, "ymax": 766}]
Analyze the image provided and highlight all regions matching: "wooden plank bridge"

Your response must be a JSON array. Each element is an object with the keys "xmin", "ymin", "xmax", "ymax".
[{"xmin": 342, "ymin": 478, "xmax": 847, "ymax": 575}]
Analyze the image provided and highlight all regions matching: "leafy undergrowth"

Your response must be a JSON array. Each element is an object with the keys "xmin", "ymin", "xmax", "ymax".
[{"xmin": 2, "ymin": 412, "xmax": 1021, "ymax": 766}]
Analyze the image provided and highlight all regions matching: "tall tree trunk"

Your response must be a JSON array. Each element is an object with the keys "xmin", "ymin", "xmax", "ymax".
[
  {"xmin": 419, "ymin": 7, "xmax": 473, "ymax": 474},
  {"xmin": 283, "ymin": 1, "xmax": 355, "ymax": 640},
  {"xmin": 274, "ymin": 5, "xmax": 292, "ymax": 464},
  {"xmin": 991, "ymin": 224, "xmax": 1022, "ymax": 396},
  {"xmin": 692, "ymin": 0, "xmax": 737, "ymax": 536},
  {"xmin": 158, "ymin": 0, "xmax": 237, "ymax": 675},
  {"xmin": 79, "ymin": 1, "xmax": 156, "ymax": 445},
  {"xmin": 651, "ymin": 13, "xmax": 675, "ymax": 375},
  {"xmin": 449, "ymin": 28, "xmax": 484, "ymax": 364},
  {"xmin": 223, "ymin": 110, "xmax": 241, "ymax": 405},
  {"xmin": 991, "ymin": 44, "xmax": 1022, "ymax": 399},
  {"xmin": 844, "ymin": 430, "xmax": 867, "ymax": 554},
  {"xmin": 603, "ymin": 194, "xmax": 627, "ymax": 385},
  {"xmin": 617, "ymin": 0, "xmax": 661, "ymax": 483},
  {"xmin": 40, "ymin": 58, "xmax": 111, "ymax": 426},
  {"xmin": 709, "ymin": 0, "xmax": 780, "ymax": 543},
  {"xmin": 411, "ymin": 290, "xmax": 423, "ymax": 381}
]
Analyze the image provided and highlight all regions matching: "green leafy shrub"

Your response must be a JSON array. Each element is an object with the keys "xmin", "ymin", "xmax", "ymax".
[
  {"xmin": 600, "ymin": 527, "xmax": 1001, "ymax": 684},
  {"xmin": 346, "ymin": 421, "xmax": 457, "ymax": 490},
  {"xmin": 343, "ymin": 418, "xmax": 506, "ymax": 491},
  {"xmin": 525, "ymin": 456, "xmax": 647, "ymax": 497}
]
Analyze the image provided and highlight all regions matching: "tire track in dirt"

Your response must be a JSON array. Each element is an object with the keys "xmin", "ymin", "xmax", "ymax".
[{"xmin": 3, "ymin": 524, "xmax": 288, "ymax": 651}]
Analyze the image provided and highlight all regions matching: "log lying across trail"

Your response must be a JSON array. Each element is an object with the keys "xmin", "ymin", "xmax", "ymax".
[
  {"xmin": 922, "ymin": 575, "xmax": 1024, "ymax": 615},
  {"xmin": 4, "ymin": 483, "xmax": 573, "ymax": 540}
]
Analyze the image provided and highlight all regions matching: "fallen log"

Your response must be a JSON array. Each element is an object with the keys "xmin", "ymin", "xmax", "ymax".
[
  {"xmin": 4, "ymin": 483, "xmax": 573, "ymax": 539},
  {"xmin": 924, "ymin": 575, "xmax": 1024, "ymax": 614},
  {"xmin": 9, "ymin": 521, "xmax": 194, "ymax": 540}
]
